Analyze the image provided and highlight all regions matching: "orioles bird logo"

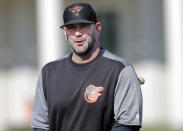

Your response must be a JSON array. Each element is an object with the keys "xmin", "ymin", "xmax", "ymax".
[
  {"xmin": 68, "ymin": 5, "xmax": 84, "ymax": 16},
  {"xmin": 84, "ymin": 85, "xmax": 104, "ymax": 103}
]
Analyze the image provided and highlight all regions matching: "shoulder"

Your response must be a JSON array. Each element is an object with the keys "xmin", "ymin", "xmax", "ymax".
[
  {"xmin": 102, "ymin": 49, "xmax": 132, "ymax": 67},
  {"xmin": 42, "ymin": 53, "xmax": 70, "ymax": 71},
  {"xmin": 102, "ymin": 50, "xmax": 138, "ymax": 78}
]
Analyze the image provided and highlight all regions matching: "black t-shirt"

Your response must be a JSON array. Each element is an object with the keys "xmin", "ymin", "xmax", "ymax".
[{"xmin": 31, "ymin": 49, "xmax": 143, "ymax": 131}]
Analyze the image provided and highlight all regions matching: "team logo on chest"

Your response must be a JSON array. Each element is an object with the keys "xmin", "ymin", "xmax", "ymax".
[{"xmin": 84, "ymin": 85, "xmax": 104, "ymax": 103}]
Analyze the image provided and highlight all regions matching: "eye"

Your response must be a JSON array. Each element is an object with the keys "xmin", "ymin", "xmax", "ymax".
[
  {"xmin": 79, "ymin": 24, "xmax": 90, "ymax": 28},
  {"xmin": 66, "ymin": 24, "xmax": 75, "ymax": 30}
]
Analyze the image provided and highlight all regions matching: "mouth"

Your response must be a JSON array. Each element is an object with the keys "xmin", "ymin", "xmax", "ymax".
[{"xmin": 75, "ymin": 40, "xmax": 85, "ymax": 45}]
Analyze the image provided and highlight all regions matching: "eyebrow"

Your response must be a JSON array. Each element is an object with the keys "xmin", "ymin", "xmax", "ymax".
[{"xmin": 66, "ymin": 23, "xmax": 93, "ymax": 28}]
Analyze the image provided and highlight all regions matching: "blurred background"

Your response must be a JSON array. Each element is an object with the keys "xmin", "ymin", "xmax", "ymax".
[{"xmin": 0, "ymin": 0, "xmax": 183, "ymax": 131}]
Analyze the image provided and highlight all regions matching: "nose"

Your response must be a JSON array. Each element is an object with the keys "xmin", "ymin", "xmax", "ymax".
[
  {"xmin": 75, "ymin": 30, "xmax": 82, "ymax": 37},
  {"xmin": 74, "ymin": 26, "xmax": 82, "ymax": 37}
]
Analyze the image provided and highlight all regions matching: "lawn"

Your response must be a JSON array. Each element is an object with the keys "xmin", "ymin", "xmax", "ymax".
[
  {"xmin": 141, "ymin": 126, "xmax": 183, "ymax": 131},
  {"xmin": 7, "ymin": 126, "xmax": 183, "ymax": 131}
]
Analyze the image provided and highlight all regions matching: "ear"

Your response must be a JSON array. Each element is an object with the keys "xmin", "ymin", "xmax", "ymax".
[
  {"xmin": 61, "ymin": 27, "xmax": 68, "ymax": 40},
  {"xmin": 95, "ymin": 22, "xmax": 102, "ymax": 38}
]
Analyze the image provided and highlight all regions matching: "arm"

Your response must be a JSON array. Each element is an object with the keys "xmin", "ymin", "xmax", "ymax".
[
  {"xmin": 34, "ymin": 128, "xmax": 47, "ymax": 131},
  {"xmin": 31, "ymin": 73, "xmax": 49, "ymax": 130},
  {"xmin": 113, "ymin": 65, "xmax": 143, "ymax": 131},
  {"xmin": 111, "ymin": 123, "xmax": 140, "ymax": 131}
]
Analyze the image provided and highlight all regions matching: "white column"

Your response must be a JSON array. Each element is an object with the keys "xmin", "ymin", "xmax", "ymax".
[
  {"xmin": 0, "ymin": 71, "xmax": 6, "ymax": 130},
  {"xmin": 36, "ymin": 0, "xmax": 65, "ymax": 67},
  {"xmin": 164, "ymin": 0, "xmax": 183, "ymax": 128}
]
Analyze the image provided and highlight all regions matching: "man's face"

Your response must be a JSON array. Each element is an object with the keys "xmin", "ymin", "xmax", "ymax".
[{"xmin": 62, "ymin": 23, "xmax": 99, "ymax": 56}]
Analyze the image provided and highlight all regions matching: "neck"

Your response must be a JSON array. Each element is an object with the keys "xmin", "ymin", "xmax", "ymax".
[{"xmin": 72, "ymin": 44, "xmax": 100, "ymax": 64}]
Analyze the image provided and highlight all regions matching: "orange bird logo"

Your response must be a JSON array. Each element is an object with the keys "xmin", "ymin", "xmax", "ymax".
[
  {"xmin": 68, "ymin": 5, "xmax": 84, "ymax": 16},
  {"xmin": 84, "ymin": 85, "xmax": 104, "ymax": 103}
]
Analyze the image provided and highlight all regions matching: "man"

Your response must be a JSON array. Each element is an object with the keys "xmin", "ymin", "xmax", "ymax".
[{"xmin": 31, "ymin": 2, "xmax": 143, "ymax": 131}]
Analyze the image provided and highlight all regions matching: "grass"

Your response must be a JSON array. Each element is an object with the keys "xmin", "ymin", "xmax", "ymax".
[
  {"xmin": 141, "ymin": 126, "xmax": 183, "ymax": 131},
  {"xmin": 8, "ymin": 128, "xmax": 32, "ymax": 131},
  {"xmin": 7, "ymin": 126, "xmax": 183, "ymax": 131}
]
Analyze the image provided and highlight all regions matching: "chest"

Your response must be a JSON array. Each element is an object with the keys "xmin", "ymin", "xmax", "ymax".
[{"xmin": 43, "ymin": 65, "xmax": 120, "ymax": 110}]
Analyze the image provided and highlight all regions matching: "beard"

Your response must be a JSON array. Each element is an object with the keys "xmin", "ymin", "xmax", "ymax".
[
  {"xmin": 71, "ymin": 33, "xmax": 96, "ymax": 56},
  {"xmin": 71, "ymin": 40, "xmax": 94, "ymax": 56}
]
